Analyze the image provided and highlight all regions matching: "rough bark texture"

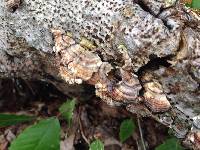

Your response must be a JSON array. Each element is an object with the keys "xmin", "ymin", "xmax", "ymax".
[{"xmin": 0, "ymin": 0, "xmax": 200, "ymax": 149}]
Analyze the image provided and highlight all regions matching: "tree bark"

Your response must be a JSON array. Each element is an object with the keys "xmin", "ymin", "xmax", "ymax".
[{"xmin": 0, "ymin": 0, "xmax": 200, "ymax": 148}]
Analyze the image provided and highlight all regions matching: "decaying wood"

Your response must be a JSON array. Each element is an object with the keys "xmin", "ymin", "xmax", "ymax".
[{"xmin": 0, "ymin": 0, "xmax": 199, "ymax": 149}]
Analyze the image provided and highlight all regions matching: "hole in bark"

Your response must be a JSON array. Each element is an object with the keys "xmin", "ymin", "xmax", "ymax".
[
  {"xmin": 107, "ymin": 68, "xmax": 122, "ymax": 82},
  {"xmin": 11, "ymin": 6, "xmax": 18, "ymax": 12},
  {"xmin": 8, "ymin": 0, "xmax": 23, "ymax": 13},
  {"xmin": 135, "ymin": 0, "xmax": 156, "ymax": 16},
  {"xmin": 134, "ymin": 0, "xmax": 174, "ymax": 30},
  {"xmin": 135, "ymin": 0, "xmax": 152, "ymax": 12},
  {"xmin": 161, "ymin": 19, "xmax": 174, "ymax": 30},
  {"xmin": 136, "ymin": 55, "xmax": 172, "ymax": 96},
  {"xmin": 136, "ymin": 55, "xmax": 172, "ymax": 77}
]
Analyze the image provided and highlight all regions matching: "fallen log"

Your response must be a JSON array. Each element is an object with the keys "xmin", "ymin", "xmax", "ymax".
[{"xmin": 0, "ymin": 0, "xmax": 199, "ymax": 149}]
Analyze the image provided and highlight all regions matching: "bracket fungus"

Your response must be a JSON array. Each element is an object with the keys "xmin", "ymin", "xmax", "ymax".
[
  {"xmin": 52, "ymin": 29, "xmax": 142, "ymax": 105},
  {"xmin": 52, "ymin": 29, "xmax": 102, "ymax": 84},
  {"xmin": 96, "ymin": 68, "xmax": 142, "ymax": 105},
  {"xmin": 142, "ymin": 73, "xmax": 171, "ymax": 112}
]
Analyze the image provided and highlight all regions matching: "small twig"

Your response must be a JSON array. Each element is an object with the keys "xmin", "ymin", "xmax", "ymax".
[
  {"xmin": 56, "ymin": 112, "xmax": 62, "ymax": 118},
  {"xmin": 137, "ymin": 117, "xmax": 146, "ymax": 150},
  {"xmin": 135, "ymin": 138, "xmax": 140, "ymax": 150},
  {"xmin": 78, "ymin": 107, "xmax": 90, "ymax": 145}
]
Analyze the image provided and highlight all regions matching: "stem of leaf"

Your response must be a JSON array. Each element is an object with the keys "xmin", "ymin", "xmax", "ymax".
[{"xmin": 137, "ymin": 117, "xmax": 146, "ymax": 150}]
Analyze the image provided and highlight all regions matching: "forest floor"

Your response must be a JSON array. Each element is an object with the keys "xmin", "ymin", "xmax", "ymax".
[{"xmin": 0, "ymin": 79, "xmax": 169, "ymax": 150}]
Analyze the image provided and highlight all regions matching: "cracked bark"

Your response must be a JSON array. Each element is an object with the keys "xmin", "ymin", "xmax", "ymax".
[{"xmin": 0, "ymin": 0, "xmax": 200, "ymax": 149}]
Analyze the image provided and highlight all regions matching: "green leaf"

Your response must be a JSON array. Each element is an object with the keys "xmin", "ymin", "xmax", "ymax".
[
  {"xmin": 155, "ymin": 137, "xmax": 184, "ymax": 150},
  {"xmin": 185, "ymin": 3, "xmax": 192, "ymax": 7},
  {"xmin": 119, "ymin": 119, "xmax": 136, "ymax": 143},
  {"xmin": 0, "ymin": 114, "xmax": 35, "ymax": 127},
  {"xmin": 192, "ymin": 0, "xmax": 200, "ymax": 9},
  {"xmin": 89, "ymin": 139, "xmax": 104, "ymax": 150},
  {"xmin": 9, "ymin": 117, "xmax": 60, "ymax": 150},
  {"xmin": 59, "ymin": 99, "xmax": 76, "ymax": 125}
]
